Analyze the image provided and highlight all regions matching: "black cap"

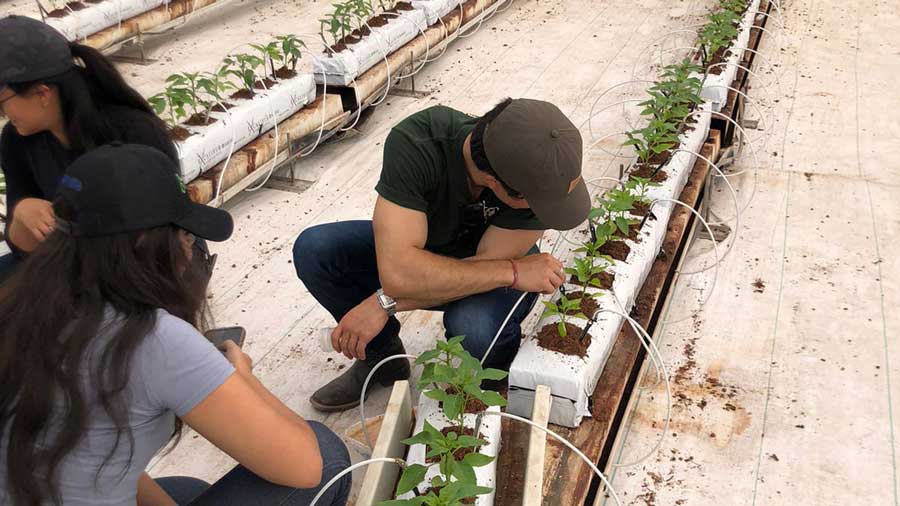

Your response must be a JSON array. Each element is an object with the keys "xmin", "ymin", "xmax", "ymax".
[
  {"xmin": 482, "ymin": 99, "xmax": 589, "ymax": 231},
  {"xmin": 56, "ymin": 143, "xmax": 234, "ymax": 242},
  {"xmin": 0, "ymin": 15, "xmax": 73, "ymax": 86}
]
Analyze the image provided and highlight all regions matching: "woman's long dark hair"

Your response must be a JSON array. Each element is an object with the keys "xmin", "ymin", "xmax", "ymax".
[
  {"xmin": 0, "ymin": 200, "xmax": 208, "ymax": 506},
  {"xmin": 7, "ymin": 42, "xmax": 168, "ymax": 154}
]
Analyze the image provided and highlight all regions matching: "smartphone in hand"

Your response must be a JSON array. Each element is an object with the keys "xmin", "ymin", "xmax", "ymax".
[{"xmin": 204, "ymin": 326, "xmax": 246, "ymax": 351}]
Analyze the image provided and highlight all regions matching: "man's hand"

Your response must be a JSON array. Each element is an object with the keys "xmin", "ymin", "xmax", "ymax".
[
  {"xmin": 12, "ymin": 198, "xmax": 55, "ymax": 244},
  {"xmin": 514, "ymin": 253, "xmax": 565, "ymax": 294},
  {"xmin": 333, "ymin": 295, "xmax": 389, "ymax": 360}
]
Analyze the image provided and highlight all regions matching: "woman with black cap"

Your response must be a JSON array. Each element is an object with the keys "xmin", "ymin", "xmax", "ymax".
[
  {"xmin": 0, "ymin": 144, "xmax": 351, "ymax": 506},
  {"xmin": 0, "ymin": 15, "xmax": 177, "ymax": 281}
]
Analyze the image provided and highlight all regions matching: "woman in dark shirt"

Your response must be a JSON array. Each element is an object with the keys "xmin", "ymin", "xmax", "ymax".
[{"xmin": 0, "ymin": 15, "xmax": 176, "ymax": 280}]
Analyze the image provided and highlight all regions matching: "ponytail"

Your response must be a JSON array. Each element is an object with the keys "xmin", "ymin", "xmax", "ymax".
[{"xmin": 68, "ymin": 43, "xmax": 155, "ymax": 116}]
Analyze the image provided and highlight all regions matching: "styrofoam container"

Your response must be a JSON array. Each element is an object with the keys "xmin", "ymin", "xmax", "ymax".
[
  {"xmin": 44, "ymin": 0, "xmax": 169, "ymax": 41},
  {"xmin": 508, "ymin": 106, "xmax": 712, "ymax": 427},
  {"xmin": 175, "ymin": 72, "xmax": 316, "ymax": 183},
  {"xmin": 409, "ymin": 0, "xmax": 462, "ymax": 26},
  {"xmin": 399, "ymin": 394, "xmax": 501, "ymax": 505},
  {"xmin": 314, "ymin": 9, "xmax": 428, "ymax": 86},
  {"xmin": 700, "ymin": 0, "xmax": 763, "ymax": 111}
]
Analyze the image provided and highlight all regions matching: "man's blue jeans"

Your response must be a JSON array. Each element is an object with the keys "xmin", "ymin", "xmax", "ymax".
[
  {"xmin": 292, "ymin": 221, "xmax": 539, "ymax": 370},
  {"xmin": 156, "ymin": 421, "xmax": 351, "ymax": 506}
]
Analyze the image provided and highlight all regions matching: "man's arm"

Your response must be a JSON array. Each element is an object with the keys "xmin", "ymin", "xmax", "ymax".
[
  {"xmin": 373, "ymin": 197, "xmax": 562, "ymax": 301},
  {"xmin": 331, "ymin": 198, "xmax": 564, "ymax": 361},
  {"xmin": 390, "ymin": 226, "xmax": 545, "ymax": 311}
]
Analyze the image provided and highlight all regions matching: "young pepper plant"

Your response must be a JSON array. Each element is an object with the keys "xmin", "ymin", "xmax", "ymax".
[
  {"xmin": 565, "ymin": 255, "xmax": 611, "ymax": 297},
  {"xmin": 223, "ymin": 53, "xmax": 264, "ymax": 94},
  {"xmin": 148, "ymin": 83, "xmax": 191, "ymax": 127},
  {"xmin": 275, "ymin": 34, "xmax": 306, "ymax": 71},
  {"xmin": 250, "ymin": 41, "xmax": 283, "ymax": 81},
  {"xmin": 321, "ymin": 2, "xmax": 354, "ymax": 46},
  {"xmin": 542, "ymin": 295, "xmax": 587, "ymax": 338},
  {"xmin": 384, "ymin": 337, "xmax": 504, "ymax": 506}
]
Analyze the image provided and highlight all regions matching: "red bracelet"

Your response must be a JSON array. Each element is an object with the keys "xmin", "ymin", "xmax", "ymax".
[{"xmin": 509, "ymin": 259, "xmax": 519, "ymax": 289}]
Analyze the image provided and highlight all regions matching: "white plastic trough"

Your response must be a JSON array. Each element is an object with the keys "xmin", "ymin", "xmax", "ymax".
[
  {"xmin": 410, "ymin": 0, "xmax": 462, "ymax": 26},
  {"xmin": 175, "ymin": 72, "xmax": 316, "ymax": 183},
  {"xmin": 508, "ymin": 105, "xmax": 712, "ymax": 428},
  {"xmin": 43, "ymin": 0, "xmax": 169, "ymax": 41},
  {"xmin": 313, "ymin": 9, "xmax": 428, "ymax": 86},
  {"xmin": 699, "ymin": 0, "xmax": 763, "ymax": 111}
]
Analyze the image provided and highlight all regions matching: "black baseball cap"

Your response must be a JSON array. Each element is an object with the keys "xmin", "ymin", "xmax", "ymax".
[
  {"xmin": 482, "ymin": 99, "xmax": 589, "ymax": 231},
  {"xmin": 55, "ymin": 143, "xmax": 234, "ymax": 242},
  {"xmin": 0, "ymin": 15, "xmax": 73, "ymax": 87}
]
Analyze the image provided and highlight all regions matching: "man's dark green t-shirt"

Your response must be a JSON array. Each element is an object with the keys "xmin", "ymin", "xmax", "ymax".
[{"xmin": 375, "ymin": 106, "xmax": 545, "ymax": 259}]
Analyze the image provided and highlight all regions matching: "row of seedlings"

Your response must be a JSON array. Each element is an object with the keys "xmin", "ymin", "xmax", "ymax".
[{"xmin": 148, "ymin": 34, "xmax": 315, "ymax": 183}]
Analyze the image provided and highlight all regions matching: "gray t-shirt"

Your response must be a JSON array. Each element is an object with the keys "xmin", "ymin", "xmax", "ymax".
[{"xmin": 0, "ymin": 309, "xmax": 235, "ymax": 506}]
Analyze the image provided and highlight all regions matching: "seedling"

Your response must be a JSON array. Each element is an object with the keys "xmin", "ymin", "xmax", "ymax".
[
  {"xmin": 196, "ymin": 67, "xmax": 236, "ymax": 116},
  {"xmin": 626, "ymin": 176, "xmax": 661, "ymax": 204},
  {"xmin": 250, "ymin": 41, "xmax": 283, "ymax": 80},
  {"xmin": 148, "ymin": 84, "xmax": 191, "ymax": 127},
  {"xmin": 166, "ymin": 72, "xmax": 209, "ymax": 118},
  {"xmin": 542, "ymin": 295, "xmax": 587, "ymax": 338},
  {"xmin": 623, "ymin": 119, "xmax": 679, "ymax": 165},
  {"xmin": 344, "ymin": 0, "xmax": 375, "ymax": 30},
  {"xmin": 321, "ymin": 2, "xmax": 354, "ymax": 46},
  {"xmin": 719, "ymin": 0, "xmax": 747, "ymax": 14},
  {"xmin": 223, "ymin": 53, "xmax": 265, "ymax": 94},
  {"xmin": 698, "ymin": 10, "xmax": 740, "ymax": 65},
  {"xmin": 565, "ymin": 255, "xmax": 610, "ymax": 296},
  {"xmin": 385, "ymin": 337, "xmax": 505, "ymax": 506},
  {"xmin": 276, "ymin": 34, "xmax": 306, "ymax": 71},
  {"xmin": 415, "ymin": 337, "xmax": 507, "ymax": 432}
]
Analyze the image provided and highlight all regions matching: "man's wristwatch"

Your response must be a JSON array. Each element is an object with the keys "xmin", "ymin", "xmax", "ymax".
[{"xmin": 376, "ymin": 288, "xmax": 398, "ymax": 317}]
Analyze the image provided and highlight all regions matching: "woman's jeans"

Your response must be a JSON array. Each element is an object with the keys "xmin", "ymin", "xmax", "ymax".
[{"xmin": 156, "ymin": 421, "xmax": 351, "ymax": 506}]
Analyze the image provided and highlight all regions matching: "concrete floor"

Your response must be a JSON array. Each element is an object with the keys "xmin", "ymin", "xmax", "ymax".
[{"xmin": 5, "ymin": 0, "xmax": 895, "ymax": 504}]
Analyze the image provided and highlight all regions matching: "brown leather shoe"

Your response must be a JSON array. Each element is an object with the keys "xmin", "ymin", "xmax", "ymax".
[{"xmin": 310, "ymin": 344, "xmax": 411, "ymax": 413}]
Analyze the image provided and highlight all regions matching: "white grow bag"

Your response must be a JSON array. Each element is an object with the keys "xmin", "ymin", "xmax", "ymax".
[
  {"xmin": 314, "ymin": 9, "xmax": 428, "ymax": 86},
  {"xmin": 176, "ymin": 72, "xmax": 316, "ymax": 183},
  {"xmin": 43, "ymin": 0, "xmax": 169, "ymax": 41},
  {"xmin": 700, "ymin": 0, "xmax": 762, "ymax": 111},
  {"xmin": 399, "ymin": 394, "xmax": 501, "ymax": 505},
  {"xmin": 508, "ymin": 106, "xmax": 712, "ymax": 428},
  {"xmin": 409, "ymin": 0, "xmax": 461, "ymax": 26}
]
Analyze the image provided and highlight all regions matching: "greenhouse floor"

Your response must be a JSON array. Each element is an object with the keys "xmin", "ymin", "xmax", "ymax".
[{"xmin": 7, "ymin": 0, "xmax": 895, "ymax": 504}]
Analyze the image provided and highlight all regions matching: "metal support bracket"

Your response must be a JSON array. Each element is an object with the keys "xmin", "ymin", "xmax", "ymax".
[
  {"xmin": 109, "ymin": 28, "xmax": 159, "ymax": 65},
  {"xmin": 387, "ymin": 50, "xmax": 432, "ymax": 98},
  {"xmin": 697, "ymin": 223, "xmax": 732, "ymax": 242}
]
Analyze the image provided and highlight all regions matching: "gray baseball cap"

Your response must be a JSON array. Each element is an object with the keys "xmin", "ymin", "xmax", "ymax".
[
  {"xmin": 483, "ymin": 99, "xmax": 589, "ymax": 231},
  {"xmin": 0, "ymin": 15, "xmax": 73, "ymax": 86}
]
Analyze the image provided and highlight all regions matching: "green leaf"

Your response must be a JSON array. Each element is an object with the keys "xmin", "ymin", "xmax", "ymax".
[
  {"xmin": 448, "ymin": 457, "xmax": 477, "ymax": 485},
  {"xmin": 424, "ymin": 389, "xmax": 450, "ymax": 404},
  {"xmin": 476, "ymin": 390, "xmax": 507, "ymax": 408},
  {"xmin": 379, "ymin": 498, "xmax": 429, "ymax": 506},
  {"xmin": 415, "ymin": 349, "xmax": 442, "ymax": 365},
  {"xmin": 616, "ymin": 217, "xmax": 630, "ymax": 235},
  {"xmin": 443, "ymin": 393, "xmax": 464, "ymax": 421},
  {"xmin": 462, "ymin": 452, "xmax": 494, "ymax": 468},
  {"xmin": 396, "ymin": 464, "xmax": 429, "ymax": 495},
  {"xmin": 477, "ymin": 367, "xmax": 508, "ymax": 381}
]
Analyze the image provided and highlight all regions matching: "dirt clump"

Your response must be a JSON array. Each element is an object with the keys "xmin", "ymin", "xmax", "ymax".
[{"xmin": 536, "ymin": 323, "xmax": 591, "ymax": 357}]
